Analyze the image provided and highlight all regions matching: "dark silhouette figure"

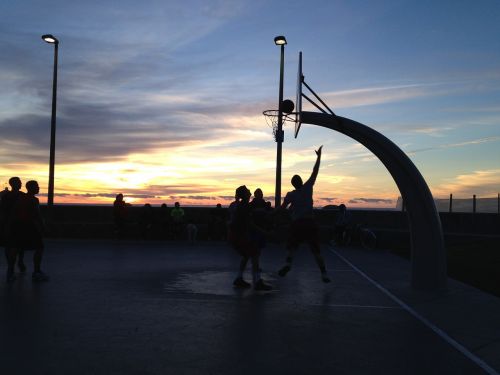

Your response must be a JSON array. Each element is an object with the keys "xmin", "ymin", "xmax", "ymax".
[
  {"xmin": 139, "ymin": 203, "xmax": 155, "ymax": 239},
  {"xmin": 22, "ymin": 181, "xmax": 49, "ymax": 281},
  {"xmin": 208, "ymin": 203, "xmax": 226, "ymax": 240},
  {"xmin": 228, "ymin": 185, "xmax": 271, "ymax": 291},
  {"xmin": 333, "ymin": 204, "xmax": 352, "ymax": 246},
  {"xmin": 249, "ymin": 188, "xmax": 272, "ymax": 249},
  {"xmin": 0, "ymin": 187, "xmax": 9, "ymax": 250},
  {"xmin": 278, "ymin": 146, "xmax": 330, "ymax": 283},
  {"xmin": 0, "ymin": 187, "xmax": 8, "ymax": 200},
  {"xmin": 158, "ymin": 203, "xmax": 171, "ymax": 239},
  {"xmin": 113, "ymin": 194, "xmax": 128, "ymax": 238},
  {"xmin": 170, "ymin": 202, "xmax": 185, "ymax": 240},
  {"xmin": 1, "ymin": 177, "xmax": 25, "ymax": 282}
]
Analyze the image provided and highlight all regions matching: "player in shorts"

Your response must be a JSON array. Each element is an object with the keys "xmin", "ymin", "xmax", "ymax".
[
  {"xmin": 278, "ymin": 146, "xmax": 330, "ymax": 283},
  {"xmin": 227, "ymin": 185, "xmax": 272, "ymax": 291},
  {"xmin": 23, "ymin": 181, "xmax": 49, "ymax": 281}
]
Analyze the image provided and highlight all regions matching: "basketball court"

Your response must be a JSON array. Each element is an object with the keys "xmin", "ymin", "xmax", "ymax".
[{"xmin": 1, "ymin": 239, "xmax": 498, "ymax": 374}]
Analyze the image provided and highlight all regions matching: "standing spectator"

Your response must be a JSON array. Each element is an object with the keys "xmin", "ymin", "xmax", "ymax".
[
  {"xmin": 170, "ymin": 202, "xmax": 185, "ymax": 239},
  {"xmin": 113, "ymin": 193, "xmax": 129, "ymax": 238},
  {"xmin": 139, "ymin": 203, "xmax": 155, "ymax": 239},
  {"xmin": 158, "ymin": 203, "xmax": 170, "ymax": 239},
  {"xmin": 334, "ymin": 204, "xmax": 351, "ymax": 246},
  {"xmin": 208, "ymin": 203, "xmax": 226, "ymax": 240}
]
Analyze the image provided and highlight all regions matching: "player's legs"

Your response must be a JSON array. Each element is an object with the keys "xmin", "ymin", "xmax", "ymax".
[
  {"xmin": 233, "ymin": 255, "xmax": 251, "ymax": 288},
  {"xmin": 251, "ymin": 254, "xmax": 271, "ymax": 291},
  {"xmin": 34, "ymin": 248, "xmax": 43, "ymax": 272},
  {"xmin": 279, "ymin": 219, "xmax": 302, "ymax": 277},
  {"xmin": 17, "ymin": 249, "xmax": 26, "ymax": 272},
  {"xmin": 32, "ymin": 247, "xmax": 49, "ymax": 281},
  {"xmin": 278, "ymin": 246, "xmax": 295, "ymax": 277},
  {"xmin": 5, "ymin": 247, "xmax": 18, "ymax": 282},
  {"xmin": 309, "ymin": 242, "xmax": 330, "ymax": 283},
  {"xmin": 306, "ymin": 218, "xmax": 331, "ymax": 283}
]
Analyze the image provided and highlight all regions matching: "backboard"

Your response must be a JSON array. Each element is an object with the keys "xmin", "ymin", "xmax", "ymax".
[{"xmin": 294, "ymin": 51, "xmax": 303, "ymax": 138}]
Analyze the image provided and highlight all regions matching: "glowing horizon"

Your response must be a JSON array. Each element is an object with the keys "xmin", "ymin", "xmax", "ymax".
[{"xmin": 1, "ymin": 1, "xmax": 499, "ymax": 208}]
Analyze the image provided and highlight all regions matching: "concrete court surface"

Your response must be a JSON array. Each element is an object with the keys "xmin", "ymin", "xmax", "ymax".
[{"xmin": 1, "ymin": 239, "xmax": 498, "ymax": 375}]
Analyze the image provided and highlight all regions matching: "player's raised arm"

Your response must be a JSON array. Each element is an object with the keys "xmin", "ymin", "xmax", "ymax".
[
  {"xmin": 307, "ymin": 145, "xmax": 323, "ymax": 185},
  {"xmin": 281, "ymin": 193, "xmax": 291, "ymax": 210}
]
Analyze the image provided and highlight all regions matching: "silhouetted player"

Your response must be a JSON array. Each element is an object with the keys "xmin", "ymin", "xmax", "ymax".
[
  {"xmin": 228, "ymin": 185, "xmax": 271, "ymax": 291},
  {"xmin": 278, "ymin": 146, "xmax": 330, "ymax": 283},
  {"xmin": 24, "ymin": 181, "xmax": 49, "ymax": 281},
  {"xmin": 1, "ymin": 177, "xmax": 25, "ymax": 282}
]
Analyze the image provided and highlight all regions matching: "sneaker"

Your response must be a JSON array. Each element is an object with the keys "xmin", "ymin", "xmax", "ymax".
[
  {"xmin": 32, "ymin": 271, "xmax": 50, "ymax": 282},
  {"xmin": 6, "ymin": 273, "xmax": 16, "ymax": 283},
  {"xmin": 278, "ymin": 265, "xmax": 291, "ymax": 277},
  {"xmin": 233, "ymin": 277, "xmax": 251, "ymax": 288},
  {"xmin": 254, "ymin": 279, "xmax": 272, "ymax": 291},
  {"xmin": 321, "ymin": 274, "xmax": 331, "ymax": 283},
  {"xmin": 18, "ymin": 263, "xmax": 27, "ymax": 273}
]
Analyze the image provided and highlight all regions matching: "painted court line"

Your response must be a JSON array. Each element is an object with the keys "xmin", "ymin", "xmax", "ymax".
[
  {"xmin": 330, "ymin": 247, "xmax": 499, "ymax": 375},
  {"xmin": 161, "ymin": 295, "xmax": 399, "ymax": 310}
]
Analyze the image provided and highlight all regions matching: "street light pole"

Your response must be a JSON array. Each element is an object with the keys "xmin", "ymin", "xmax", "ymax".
[
  {"xmin": 42, "ymin": 34, "xmax": 59, "ymax": 211},
  {"xmin": 274, "ymin": 35, "xmax": 286, "ymax": 209}
]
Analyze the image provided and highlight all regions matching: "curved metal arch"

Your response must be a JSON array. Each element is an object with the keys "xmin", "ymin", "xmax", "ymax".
[{"xmin": 301, "ymin": 111, "xmax": 446, "ymax": 290}]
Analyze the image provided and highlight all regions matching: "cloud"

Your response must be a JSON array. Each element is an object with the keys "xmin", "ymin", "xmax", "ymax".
[
  {"xmin": 169, "ymin": 195, "xmax": 219, "ymax": 201},
  {"xmin": 348, "ymin": 197, "xmax": 394, "ymax": 204},
  {"xmin": 318, "ymin": 197, "xmax": 337, "ymax": 203},
  {"xmin": 407, "ymin": 136, "xmax": 500, "ymax": 155},
  {"xmin": 432, "ymin": 169, "xmax": 500, "ymax": 197},
  {"xmin": 0, "ymin": 91, "xmax": 273, "ymax": 165},
  {"xmin": 317, "ymin": 83, "xmax": 440, "ymax": 110},
  {"xmin": 0, "ymin": 2, "xmax": 267, "ymax": 167}
]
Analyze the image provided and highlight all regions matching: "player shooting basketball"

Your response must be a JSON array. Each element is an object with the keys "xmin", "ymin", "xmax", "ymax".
[{"xmin": 278, "ymin": 145, "xmax": 331, "ymax": 283}]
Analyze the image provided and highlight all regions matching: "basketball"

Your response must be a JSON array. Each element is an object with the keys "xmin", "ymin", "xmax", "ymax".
[{"xmin": 281, "ymin": 99, "xmax": 295, "ymax": 114}]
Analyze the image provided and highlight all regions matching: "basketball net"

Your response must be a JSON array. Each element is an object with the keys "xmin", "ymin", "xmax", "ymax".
[{"xmin": 263, "ymin": 110, "xmax": 296, "ymax": 141}]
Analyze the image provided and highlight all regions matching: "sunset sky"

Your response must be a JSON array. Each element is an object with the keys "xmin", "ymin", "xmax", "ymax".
[{"xmin": 1, "ymin": 0, "xmax": 499, "ymax": 208}]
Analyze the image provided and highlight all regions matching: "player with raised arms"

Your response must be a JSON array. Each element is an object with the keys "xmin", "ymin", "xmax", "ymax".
[{"xmin": 278, "ymin": 146, "xmax": 331, "ymax": 283}]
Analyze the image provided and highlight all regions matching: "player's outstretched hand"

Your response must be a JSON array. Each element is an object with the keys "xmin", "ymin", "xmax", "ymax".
[{"xmin": 315, "ymin": 145, "xmax": 323, "ymax": 156}]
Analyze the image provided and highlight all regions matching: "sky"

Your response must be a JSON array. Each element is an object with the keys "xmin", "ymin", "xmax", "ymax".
[{"xmin": 1, "ymin": 0, "xmax": 499, "ymax": 209}]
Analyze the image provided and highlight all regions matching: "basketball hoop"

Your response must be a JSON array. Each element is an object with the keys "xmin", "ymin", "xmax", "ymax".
[
  {"xmin": 263, "ymin": 110, "xmax": 297, "ymax": 140},
  {"xmin": 263, "ymin": 99, "xmax": 296, "ymax": 141}
]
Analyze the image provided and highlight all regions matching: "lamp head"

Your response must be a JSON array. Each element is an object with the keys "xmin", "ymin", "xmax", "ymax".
[
  {"xmin": 42, "ymin": 34, "xmax": 58, "ymax": 44},
  {"xmin": 274, "ymin": 35, "xmax": 287, "ymax": 46}
]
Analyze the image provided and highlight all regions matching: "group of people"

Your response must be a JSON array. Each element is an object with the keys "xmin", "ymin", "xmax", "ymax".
[
  {"xmin": 1, "ymin": 145, "xmax": 332, "ymax": 290},
  {"xmin": 227, "ymin": 145, "xmax": 330, "ymax": 291},
  {"xmin": 113, "ymin": 197, "xmax": 198, "ymax": 241},
  {"xmin": 0, "ymin": 177, "xmax": 49, "ymax": 282}
]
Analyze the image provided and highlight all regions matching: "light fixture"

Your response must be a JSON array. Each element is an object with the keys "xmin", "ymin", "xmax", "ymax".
[
  {"xmin": 42, "ymin": 34, "xmax": 58, "ymax": 44},
  {"xmin": 274, "ymin": 35, "xmax": 287, "ymax": 46}
]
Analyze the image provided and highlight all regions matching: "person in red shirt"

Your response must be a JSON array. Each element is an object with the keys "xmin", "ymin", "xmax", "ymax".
[{"xmin": 1, "ymin": 177, "xmax": 26, "ymax": 282}]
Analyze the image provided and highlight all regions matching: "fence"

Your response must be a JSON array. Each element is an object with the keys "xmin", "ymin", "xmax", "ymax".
[{"xmin": 396, "ymin": 194, "xmax": 500, "ymax": 214}]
